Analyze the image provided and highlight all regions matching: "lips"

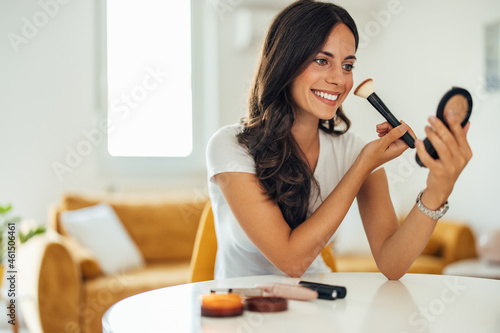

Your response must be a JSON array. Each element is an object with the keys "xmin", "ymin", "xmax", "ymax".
[{"xmin": 312, "ymin": 89, "xmax": 340, "ymax": 106}]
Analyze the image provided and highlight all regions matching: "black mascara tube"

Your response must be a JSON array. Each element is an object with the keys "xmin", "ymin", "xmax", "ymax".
[{"xmin": 299, "ymin": 281, "xmax": 347, "ymax": 300}]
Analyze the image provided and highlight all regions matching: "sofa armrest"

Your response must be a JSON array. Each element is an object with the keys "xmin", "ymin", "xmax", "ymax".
[
  {"xmin": 428, "ymin": 220, "xmax": 477, "ymax": 264},
  {"xmin": 62, "ymin": 236, "xmax": 102, "ymax": 279},
  {"xmin": 19, "ymin": 231, "xmax": 82, "ymax": 333},
  {"xmin": 48, "ymin": 201, "xmax": 102, "ymax": 279}
]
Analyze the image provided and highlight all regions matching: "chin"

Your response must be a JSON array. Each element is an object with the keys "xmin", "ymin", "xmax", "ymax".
[{"xmin": 317, "ymin": 110, "xmax": 337, "ymax": 121}]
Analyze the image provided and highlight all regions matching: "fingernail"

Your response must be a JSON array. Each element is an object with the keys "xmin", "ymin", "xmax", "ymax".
[
  {"xmin": 428, "ymin": 116, "xmax": 437, "ymax": 124},
  {"xmin": 398, "ymin": 124, "xmax": 408, "ymax": 133}
]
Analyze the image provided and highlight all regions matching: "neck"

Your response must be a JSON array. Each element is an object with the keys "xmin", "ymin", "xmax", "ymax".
[{"xmin": 292, "ymin": 112, "xmax": 320, "ymax": 151}]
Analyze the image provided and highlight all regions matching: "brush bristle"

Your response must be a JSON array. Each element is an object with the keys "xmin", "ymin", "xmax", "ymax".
[{"xmin": 354, "ymin": 78, "xmax": 375, "ymax": 99}]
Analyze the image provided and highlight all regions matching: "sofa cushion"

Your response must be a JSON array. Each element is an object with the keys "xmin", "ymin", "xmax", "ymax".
[
  {"xmin": 57, "ymin": 194, "xmax": 205, "ymax": 261},
  {"xmin": 335, "ymin": 254, "xmax": 444, "ymax": 274},
  {"xmin": 60, "ymin": 203, "xmax": 145, "ymax": 275},
  {"xmin": 82, "ymin": 260, "xmax": 191, "ymax": 333},
  {"xmin": 408, "ymin": 255, "xmax": 444, "ymax": 274}
]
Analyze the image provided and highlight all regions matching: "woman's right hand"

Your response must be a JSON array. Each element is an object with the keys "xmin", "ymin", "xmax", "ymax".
[{"xmin": 358, "ymin": 122, "xmax": 414, "ymax": 171}]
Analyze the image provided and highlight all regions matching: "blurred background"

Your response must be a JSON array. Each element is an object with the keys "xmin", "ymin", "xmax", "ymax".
[{"xmin": 2, "ymin": 0, "xmax": 499, "ymax": 237}]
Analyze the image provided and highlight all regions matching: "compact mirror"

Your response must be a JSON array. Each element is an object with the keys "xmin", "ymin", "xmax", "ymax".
[{"xmin": 416, "ymin": 87, "xmax": 473, "ymax": 167}]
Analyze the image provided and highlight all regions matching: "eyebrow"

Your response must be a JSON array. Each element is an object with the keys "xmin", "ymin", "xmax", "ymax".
[{"xmin": 319, "ymin": 51, "xmax": 356, "ymax": 61}]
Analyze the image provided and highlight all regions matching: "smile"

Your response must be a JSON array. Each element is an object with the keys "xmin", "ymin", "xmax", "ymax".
[{"xmin": 312, "ymin": 90, "xmax": 339, "ymax": 101}]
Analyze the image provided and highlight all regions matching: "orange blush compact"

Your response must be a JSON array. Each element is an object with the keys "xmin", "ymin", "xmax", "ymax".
[{"xmin": 200, "ymin": 294, "xmax": 244, "ymax": 317}]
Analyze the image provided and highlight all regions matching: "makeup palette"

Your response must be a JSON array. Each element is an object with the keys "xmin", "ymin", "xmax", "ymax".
[
  {"xmin": 416, "ymin": 87, "xmax": 473, "ymax": 167},
  {"xmin": 200, "ymin": 294, "xmax": 244, "ymax": 317},
  {"xmin": 201, "ymin": 281, "xmax": 347, "ymax": 317},
  {"xmin": 246, "ymin": 297, "xmax": 288, "ymax": 312}
]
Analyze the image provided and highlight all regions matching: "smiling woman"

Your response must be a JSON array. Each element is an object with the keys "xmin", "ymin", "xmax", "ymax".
[{"xmin": 206, "ymin": 0, "xmax": 472, "ymax": 280}]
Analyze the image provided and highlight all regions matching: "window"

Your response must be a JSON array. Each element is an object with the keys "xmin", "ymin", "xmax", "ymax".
[
  {"xmin": 485, "ymin": 20, "xmax": 500, "ymax": 91},
  {"xmin": 106, "ymin": 0, "xmax": 192, "ymax": 157}
]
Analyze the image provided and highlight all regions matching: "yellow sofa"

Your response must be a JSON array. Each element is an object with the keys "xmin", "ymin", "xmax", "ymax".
[
  {"xmin": 335, "ymin": 220, "xmax": 478, "ymax": 274},
  {"xmin": 20, "ymin": 193, "xmax": 207, "ymax": 333}
]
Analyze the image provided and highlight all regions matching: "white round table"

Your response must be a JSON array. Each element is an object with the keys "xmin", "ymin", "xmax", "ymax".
[{"xmin": 102, "ymin": 272, "xmax": 500, "ymax": 333}]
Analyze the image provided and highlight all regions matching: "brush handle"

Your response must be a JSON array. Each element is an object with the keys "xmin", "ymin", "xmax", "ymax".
[{"xmin": 367, "ymin": 93, "xmax": 415, "ymax": 149}]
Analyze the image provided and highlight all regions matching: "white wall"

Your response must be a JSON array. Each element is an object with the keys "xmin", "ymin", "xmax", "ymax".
[
  {"xmin": 1, "ymin": 0, "xmax": 100, "ymax": 222},
  {"xmin": 1, "ymin": 0, "xmax": 499, "ymax": 238},
  {"xmin": 0, "ymin": 0, "xmax": 212, "ymax": 224}
]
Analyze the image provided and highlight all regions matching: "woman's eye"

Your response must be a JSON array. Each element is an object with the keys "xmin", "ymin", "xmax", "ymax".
[
  {"xmin": 342, "ymin": 64, "xmax": 355, "ymax": 72},
  {"xmin": 314, "ymin": 59, "xmax": 327, "ymax": 66}
]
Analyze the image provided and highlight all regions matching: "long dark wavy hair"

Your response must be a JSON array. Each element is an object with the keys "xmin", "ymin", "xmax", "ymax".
[{"xmin": 237, "ymin": 0, "xmax": 359, "ymax": 229}]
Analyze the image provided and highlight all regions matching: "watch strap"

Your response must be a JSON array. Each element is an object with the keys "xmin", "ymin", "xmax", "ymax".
[{"xmin": 416, "ymin": 190, "xmax": 449, "ymax": 220}]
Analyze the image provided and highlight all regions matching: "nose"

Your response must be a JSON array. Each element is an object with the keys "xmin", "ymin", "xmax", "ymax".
[{"xmin": 325, "ymin": 65, "xmax": 345, "ymax": 86}]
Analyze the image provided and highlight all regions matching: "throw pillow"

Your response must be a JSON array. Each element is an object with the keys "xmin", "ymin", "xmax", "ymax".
[{"xmin": 60, "ymin": 203, "xmax": 145, "ymax": 275}]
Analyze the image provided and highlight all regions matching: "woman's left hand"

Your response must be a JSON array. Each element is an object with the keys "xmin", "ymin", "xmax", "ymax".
[{"xmin": 415, "ymin": 111, "xmax": 472, "ymax": 208}]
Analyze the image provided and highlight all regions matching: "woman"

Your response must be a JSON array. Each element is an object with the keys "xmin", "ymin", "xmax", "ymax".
[{"xmin": 206, "ymin": 0, "xmax": 471, "ymax": 280}]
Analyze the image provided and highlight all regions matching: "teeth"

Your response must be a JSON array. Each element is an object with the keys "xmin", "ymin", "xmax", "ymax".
[{"xmin": 314, "ymin": 90, "xmax": 338, "ymax": 101}]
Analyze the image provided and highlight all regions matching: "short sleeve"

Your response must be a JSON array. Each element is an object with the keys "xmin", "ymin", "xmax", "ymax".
[
  {"xmin": 206, "ymin": 124, "xmax": 255, "ymax": 183},
  {"xmin": 340, "ymin": 133, "xmax": 366, "ymax": 175},
  {"xmin": 341, "ymin": 133, "xmax": 384, "ymax": 175}
]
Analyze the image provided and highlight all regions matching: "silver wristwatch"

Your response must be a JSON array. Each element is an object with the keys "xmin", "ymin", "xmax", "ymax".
[{"xmin": 416, "ymin": 190, "xmax": 449, "ymax": 220}]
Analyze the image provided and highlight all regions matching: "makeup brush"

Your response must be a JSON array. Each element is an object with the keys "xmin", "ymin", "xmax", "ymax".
[{"xmin": 354, "ymin": 78, "xmax": 415, "ymax": 149}]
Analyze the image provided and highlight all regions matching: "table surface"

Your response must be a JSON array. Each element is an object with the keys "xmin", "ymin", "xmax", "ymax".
[{"xmin": 103, "ymin": 272, "xmax": 500, "ymax": 333}]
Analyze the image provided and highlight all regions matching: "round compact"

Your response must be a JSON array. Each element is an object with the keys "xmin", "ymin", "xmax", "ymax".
[
  {"xmin": 201, "ymin": 294, "xmax": 244, "ymax": 317},
  {"xmin": 416, "ymin": 86, "xmax": 473, "ymax": 167},
  {"xmin": 245, "ymin": 296, "xmax": 288, "ymax": 313},
  {"xmin": 436, "ymin": 87, "xmax": 473, "ymax": 128}
]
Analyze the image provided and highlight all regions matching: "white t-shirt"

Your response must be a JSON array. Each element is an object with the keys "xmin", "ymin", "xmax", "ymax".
[{"xmin": 206, "ymin": 123, "xmax": 366, "ymax": 279}]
